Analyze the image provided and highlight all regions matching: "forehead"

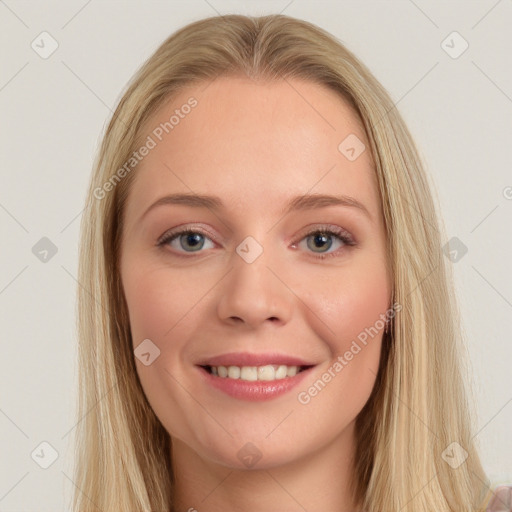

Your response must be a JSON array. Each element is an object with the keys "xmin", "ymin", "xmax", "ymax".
[{"xmin": 124, "ymin": 76, "xmax": 380, "ymax": 224}]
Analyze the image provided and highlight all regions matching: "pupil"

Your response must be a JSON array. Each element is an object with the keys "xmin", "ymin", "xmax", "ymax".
[
  {"xmin": 308, "ymin": 232, "xmax": 332, "ymax": 252},
  {"xmin": 182, "ymin": 233, "xmax": 203, "ymax": 251}
]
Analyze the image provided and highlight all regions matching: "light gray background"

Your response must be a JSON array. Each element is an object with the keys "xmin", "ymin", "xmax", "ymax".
[{"xmin": 1, "ymin": 1, "xmax": 511, "ymax": 510}]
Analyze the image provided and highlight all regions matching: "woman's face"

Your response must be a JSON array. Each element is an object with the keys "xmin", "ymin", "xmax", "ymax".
[{"xmin": 119, "ymin": 76, "xmax": 391, "ymax": 470}]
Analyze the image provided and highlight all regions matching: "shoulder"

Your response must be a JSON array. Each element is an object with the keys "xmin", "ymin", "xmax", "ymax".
[{"xmin": 486, "ymin": 484, "xmax": 512, "ymax": 511}]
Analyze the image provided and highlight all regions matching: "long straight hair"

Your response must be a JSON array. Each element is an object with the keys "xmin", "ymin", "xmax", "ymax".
[{"xmin": 73, "ymin": 13, "xmax": 493, "ymax": 511}]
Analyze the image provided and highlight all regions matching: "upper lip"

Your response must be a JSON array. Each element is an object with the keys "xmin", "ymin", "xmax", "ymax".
[{"xmin": 196, "ymin": 352, "xmax": 316, "ymax": 368}]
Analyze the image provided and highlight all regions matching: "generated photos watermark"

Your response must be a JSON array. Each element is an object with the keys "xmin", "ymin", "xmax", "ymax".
[
  {"xmin": 297, "ymin": 302, "xmax": 402, "ymax": 405},
  {"xmin": 93, "ymin": 96, "xmax": 198, "ymax": 200}
]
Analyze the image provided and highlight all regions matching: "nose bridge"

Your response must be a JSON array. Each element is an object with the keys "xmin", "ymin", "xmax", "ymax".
[
  {"xmin": 217, "ymin": 233, "xmax": 291, "ymax": 327},
  {"xmin": 232, "ymin": 234, "xmax": 279, "ymax": 303}
]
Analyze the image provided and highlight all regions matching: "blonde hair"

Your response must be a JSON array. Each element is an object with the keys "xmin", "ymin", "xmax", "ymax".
[{"xmin": 73, "ymin": 13, "xmax": 493, "ymax": 512}]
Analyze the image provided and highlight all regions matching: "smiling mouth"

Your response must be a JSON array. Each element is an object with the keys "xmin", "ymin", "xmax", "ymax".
[{"xmin": 200, "ymin": 364, "xmax": 313, "ymax": 381}]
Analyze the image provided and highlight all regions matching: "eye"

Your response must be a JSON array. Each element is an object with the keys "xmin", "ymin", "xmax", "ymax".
[
  {"xmin": 293, "ymin": 225, "xmax": 356, "ymax": 260},
  {"xmin": 157, "ymin": 224, "xmax": 356, "ymax": 259},
  {"xmin": 157, "ymin": 228, "xmax": 216, "ymax": 254}
]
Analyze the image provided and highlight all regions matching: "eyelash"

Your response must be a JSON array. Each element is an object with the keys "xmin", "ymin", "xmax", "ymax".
[{"xmin": 156, "ymin": 224, "xmax": 356, "ymax": 260}]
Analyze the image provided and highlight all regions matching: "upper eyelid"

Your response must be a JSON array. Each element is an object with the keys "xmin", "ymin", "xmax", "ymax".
[
  {"xmin": 300, "ymin": 224, "xmax": 353, "ymax": 238},
  {"xmin": 156, "ymin": 224, "xmax": 217, "ymax": 245}
]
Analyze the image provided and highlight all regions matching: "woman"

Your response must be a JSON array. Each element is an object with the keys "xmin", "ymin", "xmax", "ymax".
[{"xmin": 73, "ymin": 13, "xmax": 507, "ymax": 512}]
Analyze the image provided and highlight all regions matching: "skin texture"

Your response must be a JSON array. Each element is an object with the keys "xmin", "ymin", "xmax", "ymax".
[{"xmin": 119, "ymin": 76, "xmax": 391, "ymax": 512}]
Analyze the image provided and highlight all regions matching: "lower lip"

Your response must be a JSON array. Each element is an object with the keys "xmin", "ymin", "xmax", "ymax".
[{"xmin": 196, "ymin": 366, "xmax": 314, "ymax": 401}]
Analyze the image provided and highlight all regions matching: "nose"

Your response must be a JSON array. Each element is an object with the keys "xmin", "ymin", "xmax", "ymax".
[{"xmin": 217, "ymin": 244, "xmax": 293, "ymax": 329}]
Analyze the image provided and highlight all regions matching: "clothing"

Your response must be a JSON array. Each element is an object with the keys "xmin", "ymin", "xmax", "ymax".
[{"xmin": 486, "ymin": 485, "xmax": 512, "ymax": 511}]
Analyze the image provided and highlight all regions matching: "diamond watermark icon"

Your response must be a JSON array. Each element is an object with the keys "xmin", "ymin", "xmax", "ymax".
[
  {"xmin": 31, "ymin": 31, "xmax": 59, "ymax": 59},
  {"xmin": 31, "ymin": 441, "xmax": 59, "ymax": 469},
  {"xmin": 338, "ymin": 134, "xmax": 366, "ymax": 162},
  {"xmin": 134, "ymin": 338, "xmax": 161, "ymax": 366},
  {"xmin": 32, "ymin": 237, "xmax": 58, "ymax": 262},
  {"xmin": 442, "ymin": 236, "xmax": 468, "ymax": 263},
  {"xmin": 236, "ymin": 236, "xmax": 263, "ymax": 264},
  {"xmin": 441, "ymin": 441, "xmax": 468, "ymax": 468},
  {"xmin": 237, "ymin": 442, "xmax": 263, "ymax": 468},
  {"xmin": 441, "ymin": 31, "xmax": 469, "ymax": 59}
]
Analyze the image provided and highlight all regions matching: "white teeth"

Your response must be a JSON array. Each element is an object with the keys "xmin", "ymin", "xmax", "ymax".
[
  {"xmin": 286, "ymin": 366, "xmax": 298, "ymax": 377},
  {"xmin": 275, "ymin": 365, "xmax": 287, "ymax": 379},
  {"xmin": 257, "ymin": 365, "xmax": 275, "ymax": 381},
  {"xmin": 228, "ymin": 365, "xmax": 240, "ymax": 379},
  {"xmin": 209, "ymin": 364, "xmax": 302, "ymax": 381},
  {"xmin": 240, "ymin": 366, "xmax": 258, "ymax": 381}
]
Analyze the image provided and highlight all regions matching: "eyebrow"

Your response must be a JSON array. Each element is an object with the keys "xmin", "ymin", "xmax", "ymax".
[{"xmin": 140, "ymin": 192, "xmax": 372, "ymax": 222}]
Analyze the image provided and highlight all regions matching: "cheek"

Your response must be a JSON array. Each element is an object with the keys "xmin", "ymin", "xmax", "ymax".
[
  {"xmin": 306, "ymin": 253, "xmax": 390, "ymax": 349},
  {"xmin": 120, "ymin": 258, "xmax": 207, "ymax": 437},
  {"xmin": 121, "ymin": 257, "xmax": 196, "ymax": 346},
  {"xmin": 297, "ymin": 255, "xmax": 390, "ymax": 413}
]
